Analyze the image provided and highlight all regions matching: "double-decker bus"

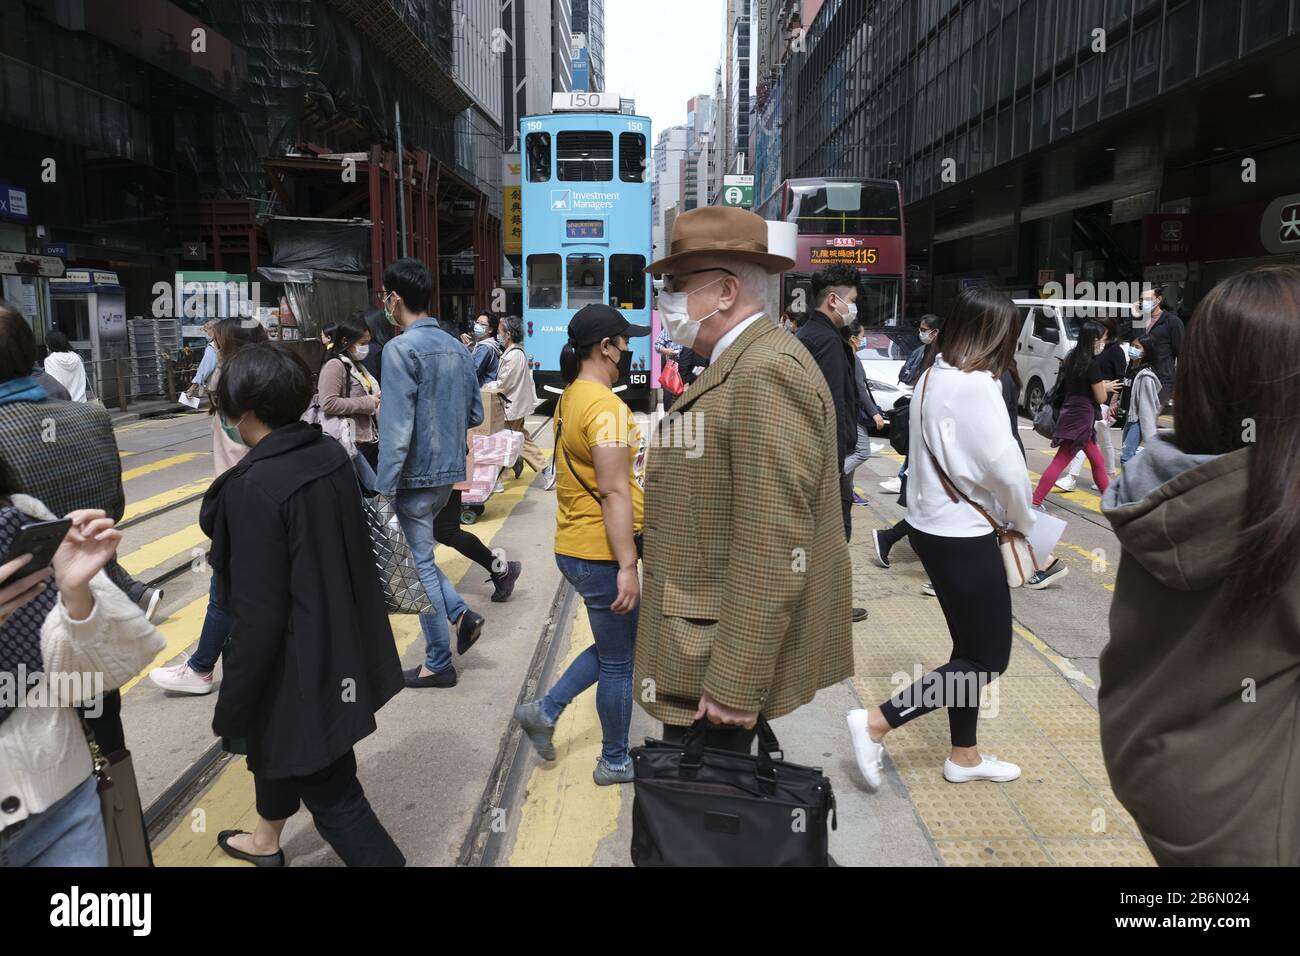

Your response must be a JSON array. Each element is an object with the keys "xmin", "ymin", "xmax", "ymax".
[
  {"xmin": 520, "ymin": 94, "xmax": 653, "ymax": 409},
  {"xmin": 757, "ymin": 177, "xmax": 906, "ymax": 326}
]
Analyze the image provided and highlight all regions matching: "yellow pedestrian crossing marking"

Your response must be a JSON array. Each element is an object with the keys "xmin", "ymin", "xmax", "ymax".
[
  {"xmin": 121, "ymin": 593, "xmax": 210, "ymax": 695},
  {"xmin": 121, "ymin": 452, "xmax": 207, "ymax": 483},
  {"xmin": 122, "ymin": 480, "xmax": 212, "ymax": 523},
  {"xmin": 151, "ymin": 474, "xmax": 538, "ymax": 866},
  {"xmin": 119, "ymin": 524, "xmax": 208, "ymax": 577},
  {"xmin": 508, "ymin": 607, "xmax": 622, "ymax": 866}
]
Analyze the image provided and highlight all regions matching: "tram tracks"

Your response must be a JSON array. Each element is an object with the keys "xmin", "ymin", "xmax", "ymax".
[{"xmin": 142, "ymin": 415, "xmax": 559, "ymax": 850}]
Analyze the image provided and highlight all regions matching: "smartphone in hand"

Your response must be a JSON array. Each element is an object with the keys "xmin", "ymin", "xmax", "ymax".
[{"xmin": 1, "ymin": 517, "xmax": 73, "ymax": 584}]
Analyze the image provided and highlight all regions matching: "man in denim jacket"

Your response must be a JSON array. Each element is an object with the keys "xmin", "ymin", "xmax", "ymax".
[{"xmin": 378, "ymin": 258, "xmax": 486, "ymax": 689}]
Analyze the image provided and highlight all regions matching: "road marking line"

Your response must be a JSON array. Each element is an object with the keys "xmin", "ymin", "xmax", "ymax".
[
  {"xmin": 121, "ymin": 594, "xmax": 210, "ymax": 695},
  {"xmin": 122, "ymin": 452, "xmax": 207, "ymax": 483},
  {"xmin": 119, "ymin": 524, "xmax": 208, "ymax": 577},
  {"xmin": 508, "ymin": 608, "xmax": 622, "ymax": 866},
  {"xmin": 1012, "ymin": 623, "xmax": 1096, "ymax": 689},
  {"xmin": 150, "ymin": 474, "xmax": 538, "ymax": 865},
  {"xmin": 122, "ymin": 479, "xmax": 212, "ymax": 523}
]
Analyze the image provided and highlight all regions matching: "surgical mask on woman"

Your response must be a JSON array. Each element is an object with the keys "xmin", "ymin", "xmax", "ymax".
[
  {"xmin": 1093, "ymin": 341, "xmax": 1106, "ymax": 356},
  {"xmin": 1141, "ymin": 300, "xmax": 1157, "ymax": 314},
  {"xmin": 657, "ymin": 275, "xmax": 727, "ymax": 349},
  {"xmin": 474, "ymin": 323, "xmax": 489, "ymax": 338},
  {"xmin": 1126, "ymin": 344, "xmax": 1143, "ymax": 362},
  {"xmin": 218, "ymin": 411, "xmax": 246, "ymax": 447},
  {"xmin": 919, "ymin": 330, "xmax": 934, "ymax": 345},
  {"xmin": 351, "ymin": 343, "xmax": 370, "ymax": 360}
]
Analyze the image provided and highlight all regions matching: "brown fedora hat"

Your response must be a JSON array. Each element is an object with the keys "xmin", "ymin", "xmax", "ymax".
[{"xmin": 645, "ymin": 206, "xmax": 794, "ymax": 276}]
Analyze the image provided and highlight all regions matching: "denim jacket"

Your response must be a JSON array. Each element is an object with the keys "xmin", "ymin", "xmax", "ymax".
[{"xmin": 377, "ymin": 318, "xmax": 483, "ymax": 495}]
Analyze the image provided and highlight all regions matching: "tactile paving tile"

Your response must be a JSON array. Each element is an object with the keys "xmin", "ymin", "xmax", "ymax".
[
  {"xmin": 1051, "ymin": 738, "xmax": 1115, "ymax": 787},
  {"xmin": 1004, "ymin": 784, "xmax": 1116, "ymax": 839},
  {"xmin": 1040, "ymin": 838, "xmax": 1157, "ymax": 866},
  {"xmin": 850, "ymin": 548, "xmax": 1137, "ymax": 865},
  {"xmin": 907, "ymin": 785, "xmax": 1031, "ymax": 839},
  {"xmin": 934, "ymin": 839, "xmax": 1055, "ymax": 867}
]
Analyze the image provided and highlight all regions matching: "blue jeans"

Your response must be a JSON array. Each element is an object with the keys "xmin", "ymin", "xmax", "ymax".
[
  {"xmin": 0, "ymin": 774, "xmax": 106, "ymax": 867},
  {"xmin": 1121, "ymin": 421, "xmax": 1142, "ymax": 463},
  {"xmin": 541, "ymin": 554, "xmax": 638, "ymax": 769},
  {"xmin": 353, "ymin": 451, "xmax": 378, "ymax": 492},
  {"xmin": 190, "ymin": 572, "xmax": 229, "ymax": 673},
  {"xmin": 394, "ymin": 486, "xmax": 468, "ymax": 674}
]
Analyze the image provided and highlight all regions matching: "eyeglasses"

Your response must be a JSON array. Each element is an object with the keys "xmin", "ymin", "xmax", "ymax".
[{"xmin": 660, "ymin": 267, "xmax": 736, "ymax": 294}]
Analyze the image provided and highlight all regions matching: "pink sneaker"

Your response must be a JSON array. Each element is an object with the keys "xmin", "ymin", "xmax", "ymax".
[{"xmin": 148, "ymin": 660, "xmax": 216, "ymax": 695}]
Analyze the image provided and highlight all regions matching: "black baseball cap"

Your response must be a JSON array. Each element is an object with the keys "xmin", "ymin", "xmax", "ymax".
[{"xmin": 567, "ymin": 304, "xmax": 650, "ymax": 347}]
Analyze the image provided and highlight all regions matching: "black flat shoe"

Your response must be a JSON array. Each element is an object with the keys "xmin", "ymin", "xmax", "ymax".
[
  {"xmin": 404, "ymin": 665, "xmax": 457, "ymax": 688},
  {"xmin": 489, "ymin": 561, "xmax": 522, "ymax": 603},
  {"xmin": 456, "ymin": 609, "xmax": 484, "ymax": 655},
  {"xmin": 217, "ymin": 830, "xmax": 285, "ymax": 867}
]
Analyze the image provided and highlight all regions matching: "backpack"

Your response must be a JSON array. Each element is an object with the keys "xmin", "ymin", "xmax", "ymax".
[{"xmin": 889, "ymin": 395, "xmax": 910, "ymax": 456}]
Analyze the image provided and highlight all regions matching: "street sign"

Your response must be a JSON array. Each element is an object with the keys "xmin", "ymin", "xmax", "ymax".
[
  {"xmin": 0, "ymin": 251, "xmax": 65, "ymax": 278},
  {"xmin": 722, "ymin": 175, "xmax": 754, "ymax": 208},
  {"xmin": 42, "ymin": 242, "xmax": 69, "ymax": 258},
  {"xmin": 0, "ymin": 183, "xmax": 29, "ymax": 221}
]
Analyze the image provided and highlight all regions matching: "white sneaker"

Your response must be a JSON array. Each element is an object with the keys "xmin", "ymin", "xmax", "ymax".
[
  {"xmin": 846, "ymin": 709, "xmax": 884, "ymax": 789},
  {"xmin": 142, "ymin": 588, "xmax": 163, "ymax": 623},
  {"xmin": 542, "ymin": 464, "xmax": 557, "ymax": 491},
  {"xmin": 1054, "ymin": 474, "xmax": 1078, "ymax": 492},
  {"xmin": 492, "ymin": 479, "xmax": 507, "ymax": 494},
  {"xmin": 943, "ymin": 754, "xmax": 1021, "ymax": 783},
  {"xmin": 149, "ymin": 660, "xmax": 216, "ymax": 695},
  {"xmin": 869, "ymin": 442, "xmax": 886, "ymax": 454},
  {"xmin": 920, "ymin": 581, "xmax": 936, "ymax": 597},
  {"xmin": 879, "ymin": 477, "xmax": 902, "ymax": 494}
]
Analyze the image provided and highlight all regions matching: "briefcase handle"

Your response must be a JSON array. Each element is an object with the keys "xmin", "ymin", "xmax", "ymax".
[{"xmin": 679, "ymin": 715, "xmax": 783, "ymax": 786}]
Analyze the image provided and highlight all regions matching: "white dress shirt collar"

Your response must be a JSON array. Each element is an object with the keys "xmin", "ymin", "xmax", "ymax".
[{"xmin": 710, "ymin": 312, "xmax": 766, "ymax": 364}]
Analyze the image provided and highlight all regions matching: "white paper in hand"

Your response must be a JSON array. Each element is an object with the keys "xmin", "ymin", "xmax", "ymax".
[
  {"xmin": 1026, "ymin": 511, "xmax": 1067, "ymax": 563},
  {"xmin": 178, "ymin": 393, "xmax": 201, "ymax": 409}
]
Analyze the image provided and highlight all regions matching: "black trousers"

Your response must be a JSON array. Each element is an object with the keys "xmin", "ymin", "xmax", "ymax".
[
  {"xmin": 662, "ymin": 723, "xmax": 757, "ymax": 754},
  {"xmin": 433, "ymin": 489, "xmax": 496, "ymax": 573},
  {"xmin": 877, "ymin": 527, "xmax": 1011, "ymax": 748},
  {"xmin": 254, "ymin": 749, "xmax": 405, "ymax": 867}
]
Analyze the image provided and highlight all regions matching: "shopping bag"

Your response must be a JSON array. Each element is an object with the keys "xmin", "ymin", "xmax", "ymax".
[
  {"xmin": 660, "ymin": 359, "xmax": 685, "ymax": 397},
  {"xmin": 359, "ymin": 493, "xmax": 432, "ymax": 614}
]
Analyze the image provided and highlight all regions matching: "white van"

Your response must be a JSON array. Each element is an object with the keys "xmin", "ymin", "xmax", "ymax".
[{"xmin": 1012, "ymin": 299, "xmax": 1135, "ymax": 414}]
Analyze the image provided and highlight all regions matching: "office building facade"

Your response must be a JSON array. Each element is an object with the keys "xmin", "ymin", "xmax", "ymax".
[
  {"xmin": 781, "ymin": 0, "xmax": 1300, "ymax": 314},
  {"xmin": 570, "ymin": 0, "xmax": 606, "ymax": 92}
]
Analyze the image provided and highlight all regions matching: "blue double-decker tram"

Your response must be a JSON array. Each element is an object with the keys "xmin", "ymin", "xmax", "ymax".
[{"xmin": 520, "ymin": 94, "xmax": 652, "ymax": 409}]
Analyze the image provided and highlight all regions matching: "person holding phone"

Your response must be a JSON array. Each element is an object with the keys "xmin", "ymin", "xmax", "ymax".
[{"xmin": 0, "ymin": 488, "xmax": 164, "ymax": 867}]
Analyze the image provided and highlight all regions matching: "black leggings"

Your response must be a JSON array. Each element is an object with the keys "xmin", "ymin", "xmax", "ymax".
[
  {"xmin": 433, "ymin": 490, "xmax": 496, "ymax": 573},
  {"xmin": 877, "ymin": 527, "xmax": 1011, "ymax": 748},
  {"xmin": 878, "ymin": 519, "xmax": 912, "ymax": 549}
]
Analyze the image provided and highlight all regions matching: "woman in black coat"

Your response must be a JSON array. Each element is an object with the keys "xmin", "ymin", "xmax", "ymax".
[{"xmin": 200, "ymin": 343, "xmax": 405, "ymax": 867}]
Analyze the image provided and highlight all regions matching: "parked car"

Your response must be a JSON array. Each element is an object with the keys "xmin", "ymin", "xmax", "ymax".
[
  {"xmin": 857, "ymin": 326, "xmax": 922, "ymax": 427},
  {"xmin": 1012, "ymin": 299, "xmax": 1135, "ymax": 415}
]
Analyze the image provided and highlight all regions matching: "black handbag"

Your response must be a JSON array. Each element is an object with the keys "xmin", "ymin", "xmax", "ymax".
[
  {"xmin": 888, "ymin": 395, "xmax": 910, "ymax": 455},
  {"xmin": 630, "ymin": 717, "xmax": 837, "ymax": 867}
]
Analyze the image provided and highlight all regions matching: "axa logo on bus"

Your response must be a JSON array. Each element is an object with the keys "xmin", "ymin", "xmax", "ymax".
[{"xmin": 551, "ymin": 190, "xmax": 621, "ymax": 212}]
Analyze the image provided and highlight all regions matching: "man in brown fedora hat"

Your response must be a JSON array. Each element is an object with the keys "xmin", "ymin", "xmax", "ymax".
[{"xmin": 632, "ymin": 206, "xmax": 853, "ymax": 753}]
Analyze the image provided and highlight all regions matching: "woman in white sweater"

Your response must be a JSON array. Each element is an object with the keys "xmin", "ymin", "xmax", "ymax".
[
  {"xmin": 0, "ymin": 494, "xmax": 164, "ymax": 867},
  {"xmin": 848, "ymin": 289, "xmax": 1036, "ymax": 789}
]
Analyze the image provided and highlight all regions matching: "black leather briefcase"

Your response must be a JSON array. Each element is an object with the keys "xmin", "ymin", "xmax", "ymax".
[{"xmin": 630, "ymin": 717, "xmax": 837, "ymax": 867}]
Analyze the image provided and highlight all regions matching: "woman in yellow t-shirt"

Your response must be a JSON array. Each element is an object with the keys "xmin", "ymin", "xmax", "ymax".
[{"xmin": 514, "ymin": 304, "xmax": 648, "ymax": 785}]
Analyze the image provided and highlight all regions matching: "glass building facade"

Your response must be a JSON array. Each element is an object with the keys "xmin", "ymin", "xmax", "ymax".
[{"xmin": 779, "ymin": 0, "xmax": 1300, "ymax": 311}]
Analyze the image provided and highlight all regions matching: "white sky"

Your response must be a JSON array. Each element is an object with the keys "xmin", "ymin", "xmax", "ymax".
[{"xmin": 604, "ymin": 0, "xmax": 725, "ymax": 142}]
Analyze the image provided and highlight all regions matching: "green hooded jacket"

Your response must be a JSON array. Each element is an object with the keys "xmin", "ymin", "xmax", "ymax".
[{"xmin": 1101, "ymin": 432, "xmax": 1300, "ymax": 865}]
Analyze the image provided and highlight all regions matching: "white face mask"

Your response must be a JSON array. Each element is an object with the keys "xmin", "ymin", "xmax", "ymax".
[
  {"xmin": 919, "ymin": 330, "xmax": 934, "ymax": 344},
  {"xmin": 837, "ymin": 298, "xmax": 858, "ymax": 321},
  {"xmin": 657, "ymin": 275, "xmax": 727, "ymax": 349},
  {"xmin": 351, "ymin": 343, "xmax": 370, "ymax": 360}
]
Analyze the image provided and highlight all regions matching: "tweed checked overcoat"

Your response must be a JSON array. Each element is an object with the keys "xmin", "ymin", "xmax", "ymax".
[
  {"xmin": 0, "ymin": 398, "xmax": 125, "ymax": 521},
  {"xmin": 634, "ymin": 317, "xmax": 854, "ymax": 727}
]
